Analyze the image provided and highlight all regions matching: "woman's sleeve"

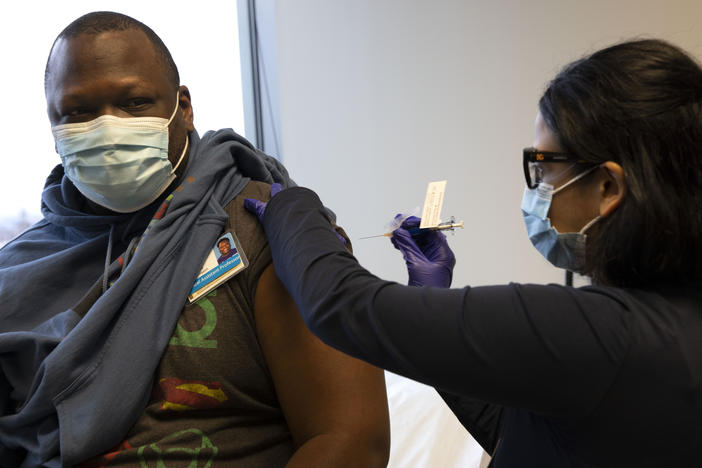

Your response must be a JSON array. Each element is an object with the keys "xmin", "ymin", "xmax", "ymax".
[
  {"xmin": 263, "ymin": 188, "xmax": 632, "ymax": 418},
  {"xmin": 436, "ymin": 390, "xmax": 503, "ymax": 453}
]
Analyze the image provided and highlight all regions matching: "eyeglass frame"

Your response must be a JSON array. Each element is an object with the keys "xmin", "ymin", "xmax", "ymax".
[{"xmin": 522, "ymin": 147, "xmax": 590, "ymax": 189}]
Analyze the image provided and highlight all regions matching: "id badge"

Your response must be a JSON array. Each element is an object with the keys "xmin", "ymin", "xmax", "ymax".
[{"xmin": 188, "ymin": 231, "xmax": 249, "ymax": 303}]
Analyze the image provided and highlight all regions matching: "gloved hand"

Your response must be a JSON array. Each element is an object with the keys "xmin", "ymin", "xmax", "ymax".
[
  {"xmin": 244, "ymin": 183, "xmax": 347, "ymax": 245},
  {"xmin": 244, "ymin": 183, "xmax": 283, "ymax": 221},
  {"xmin": 390, "ymin": 216, "xmax": 456, "ymax": 288}
]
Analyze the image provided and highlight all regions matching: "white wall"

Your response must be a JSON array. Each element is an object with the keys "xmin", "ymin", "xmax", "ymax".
[
  {"xmin": 268, "ymin": 1, "xmax": 702, "ymax": 466},
  {"xmin": 272, "ymin": 0, "xmax": 702, "ymax": 287}
]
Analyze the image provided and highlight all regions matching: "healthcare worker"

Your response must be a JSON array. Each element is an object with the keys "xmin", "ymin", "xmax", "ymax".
[{"xmin": 245, "ymin": 38, "xmax": 702, "ymax": 467}]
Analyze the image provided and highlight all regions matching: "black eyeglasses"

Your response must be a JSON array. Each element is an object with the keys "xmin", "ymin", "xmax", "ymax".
[{"xmin": 523, "ymin": 147, "xmax": 587, "ymax": 189}]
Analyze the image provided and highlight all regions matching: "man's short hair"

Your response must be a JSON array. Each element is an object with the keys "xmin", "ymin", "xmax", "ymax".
[{"xmin": 45, "ymin": 11, "xmax": 180, "ymax": 92}]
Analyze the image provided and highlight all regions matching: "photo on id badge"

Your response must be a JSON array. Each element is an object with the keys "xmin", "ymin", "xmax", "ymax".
[{"xmin": 216, "ymin": 234, "xmax": 237, "ymax": 264}]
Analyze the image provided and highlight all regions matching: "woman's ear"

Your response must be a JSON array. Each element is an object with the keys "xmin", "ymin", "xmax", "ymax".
[{"xmin": 599, "ymin": 161, "xmax": 626, "ymax": 217}]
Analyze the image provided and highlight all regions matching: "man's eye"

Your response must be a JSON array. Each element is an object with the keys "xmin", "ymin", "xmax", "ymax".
[
  {"xmin": 67, "ymin": 108, "xmax": 88, "ymax": 117},
  {"xmin": 124, "ymin": 98, "xmax": 151, "ymax": 109}
]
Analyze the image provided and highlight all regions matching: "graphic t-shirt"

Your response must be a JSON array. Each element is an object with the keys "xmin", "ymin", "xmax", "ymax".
[{"xmin": 78, "ymin": 181, "xmax": 294, "ymax": 467}]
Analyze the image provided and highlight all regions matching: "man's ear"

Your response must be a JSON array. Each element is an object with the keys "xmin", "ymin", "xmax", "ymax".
[
  {"xmin": 178, "ymin": 85, "xmax": 195, "ymax": 132},
  {"xmin": 599, "ymin": 161, "xmax": 626, "ymax": 217}
]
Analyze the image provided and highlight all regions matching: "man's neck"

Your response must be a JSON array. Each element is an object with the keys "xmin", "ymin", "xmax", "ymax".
[{"xmin": 84, "ymin": 198, "xmax": 121, "ymax": 216}]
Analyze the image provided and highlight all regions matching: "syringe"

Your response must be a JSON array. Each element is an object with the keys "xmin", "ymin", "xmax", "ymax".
[{"xmin": 359, "ymin": 219, "xmax": 464, "ymax": 240}]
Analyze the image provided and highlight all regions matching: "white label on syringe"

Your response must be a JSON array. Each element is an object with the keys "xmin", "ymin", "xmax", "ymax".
[{"xmin": 420, "ymin": 180, "xmax": 446, "ymax": 228}]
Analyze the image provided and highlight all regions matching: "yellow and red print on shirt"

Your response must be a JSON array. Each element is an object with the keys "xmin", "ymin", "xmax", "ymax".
[{"xmin": 154, "ymin": 377, "xmax": 229, "ymax": 411}]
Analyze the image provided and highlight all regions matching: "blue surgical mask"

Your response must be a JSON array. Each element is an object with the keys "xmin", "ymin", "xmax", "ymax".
[
  {"xmin": 51, "ymin": 94, "xmax": 187, "ymax": 213},
  {"xmin": 521, "ymin": 166, "xmax": 600, "ymax": 272}
]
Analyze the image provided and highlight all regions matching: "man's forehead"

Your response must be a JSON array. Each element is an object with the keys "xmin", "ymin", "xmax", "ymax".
[
  {"xmin": 50, "ymin": 29, "xmax": 155, "ymax": 66},
  {"xmin": 46, "ymin": 28, "xmax": 172, "ymax": 97}
]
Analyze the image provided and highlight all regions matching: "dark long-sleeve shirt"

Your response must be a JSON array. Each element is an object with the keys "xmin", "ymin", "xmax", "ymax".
[{"xmin": 261, "ymin": 187, "xmax": 702, "ymax": 467}]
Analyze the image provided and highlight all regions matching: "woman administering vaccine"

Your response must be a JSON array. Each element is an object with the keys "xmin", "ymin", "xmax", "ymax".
[{"xmin": 245, "ymin": 39, "xmax": 702, "ymax": 466}]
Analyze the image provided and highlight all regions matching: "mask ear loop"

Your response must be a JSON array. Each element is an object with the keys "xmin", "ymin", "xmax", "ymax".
[
  {"xmin": 170, "ymin": 136, "xmax": 189, "ymax": 175},
  {"xmin": 166, "ymin": 91, "xmax": 181, "ymax": 125},
  {"xmin": 552, "ymin": 164, "xmax": 601, "ymax": 195},
  {"xmin": 579, "ymin": 214, "xmax": 601, "ymax": 234},
  {"xmin": 565, "ymin": 191, "xmax": 602, "ymax": 287},
  {"xmin": 563, "ymin": 165, "xmax": 604, "ymax": 287},
  {"xmin": 543, "ymin": 162, "xmax": 577, "ymax": 187},
  {"xmin": 166, "ymin": 91, "xmax": 189, "ymax": 175}
]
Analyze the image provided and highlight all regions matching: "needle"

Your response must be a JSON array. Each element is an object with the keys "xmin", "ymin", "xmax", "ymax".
[{"xmin": 358, "ymin": 221, "xmax": 464, "ymax": 240}]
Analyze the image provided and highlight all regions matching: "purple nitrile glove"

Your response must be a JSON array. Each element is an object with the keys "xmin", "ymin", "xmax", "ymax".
[
  {"xmin": 390, "ymin": 216, "xmax": 456, "ymax": 288},
  {"xmin": 244, "ymin": 183, "xmax": 347, "ymax": 245},
  {"xmin": 244, "ymin": 183, "xmax": 283, "ymax": 221}
]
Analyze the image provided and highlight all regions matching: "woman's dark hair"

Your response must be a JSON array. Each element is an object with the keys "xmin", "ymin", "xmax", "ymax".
[{"xmin": 539, "ymin": 39, "xmax": 702, "ymax": 287}]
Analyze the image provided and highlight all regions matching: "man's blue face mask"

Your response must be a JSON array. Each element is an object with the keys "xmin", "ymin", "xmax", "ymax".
[
  {"xmin": 521, "ymin": 165, "xmax": 601, "ymax": 273},
  {"xmin": 51, "ymin": 94, "xmax": 187, "ymax": 213}
]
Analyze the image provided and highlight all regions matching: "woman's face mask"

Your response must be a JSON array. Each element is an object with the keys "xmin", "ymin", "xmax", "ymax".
[{"xmin": 521, "ymin": 165, "xmax": 601, "ymax": 272}]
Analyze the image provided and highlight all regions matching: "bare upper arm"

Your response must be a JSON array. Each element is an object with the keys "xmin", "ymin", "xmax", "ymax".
[{"xmin": 254, "ymin": 263, "xmax": 390, "ymax": 465}]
